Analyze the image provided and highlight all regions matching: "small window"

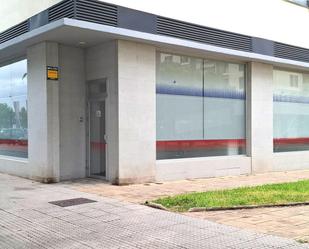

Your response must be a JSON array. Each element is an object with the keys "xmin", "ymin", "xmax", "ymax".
[
  {"xmin": 290, "ymin": 74, "xmax": 299, "ymax": 88},
  {"xmin": 180, "ymin": 56, "xmax": 190, "ymax": 65}
]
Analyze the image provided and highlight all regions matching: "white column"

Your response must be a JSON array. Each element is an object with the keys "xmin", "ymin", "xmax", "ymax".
[
  {"xmin": 116, "ymin": 40, "xmax": 156, "ymax": 184},
  {"xmin": 27, "ymin": 42, "xmax": 60, "ymax": 182},
  {"xmin": 58, "ymin": 45, "xmax": 86, "ymax": 180},
  {"xmin": 248, "ymin": 62, "xmax": 273, "ymax": 173}
]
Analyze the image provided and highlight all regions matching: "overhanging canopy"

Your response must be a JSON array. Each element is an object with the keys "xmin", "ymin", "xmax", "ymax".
[{"xmin": 1, "ymin": 18, "xmax": 309, "ymax": 71}]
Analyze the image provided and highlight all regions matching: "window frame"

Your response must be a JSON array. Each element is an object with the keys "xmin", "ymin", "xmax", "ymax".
[
  {"xmin": 155, "ymin": 50, "xmax": 248, "ymax": 160},
  {"xmin": 0, "ymin": 56, "xmax": 28, "ymax": 160},
  {"xmin": 273, "ymin": 67, "xmax": 309, "ymax": 153}
]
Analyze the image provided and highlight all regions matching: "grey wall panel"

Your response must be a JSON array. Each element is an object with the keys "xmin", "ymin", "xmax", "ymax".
[
  {"xmin": 252, "ymin": 37, "xmax": 274, "ymax": 56},
  {"xmin": 29, "ymin": 11, "xmax": 49, "ymax": 31},
  {"xmin": 118, "ymin": 7, "xmax": 156, "ymax": 33}
]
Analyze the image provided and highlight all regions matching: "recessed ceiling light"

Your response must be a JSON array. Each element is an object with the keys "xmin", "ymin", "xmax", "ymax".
[{"xmin": 78, "ymin": 41, "xmax": 86, "ymax": 46}]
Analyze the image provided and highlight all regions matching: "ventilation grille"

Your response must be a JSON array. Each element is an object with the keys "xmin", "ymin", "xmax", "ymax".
[
  {"xmin": 48, "ymin": 0, "xmax": 74, "ymax": 22},
  {"xmin": 75, "ymin": 0, "xmax": 118, "ymax": 26},
  {"xmin": 0, "ymin": 21, "xmax": 29, "ymax": 44},
  {"xmin": 274, "ymin": 42, "xmax": 309, "ymax": 63},
  {"xmin": 157, "ymin": 17, "xmax": 252, "ymax": 52}
]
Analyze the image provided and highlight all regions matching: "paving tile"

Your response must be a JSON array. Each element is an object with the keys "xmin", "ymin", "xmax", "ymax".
[{"xmin": 0, "ymin": 173, "xmax": 307, "ymax": 249}]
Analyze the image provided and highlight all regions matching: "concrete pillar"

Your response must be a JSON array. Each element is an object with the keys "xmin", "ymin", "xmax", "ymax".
[
  {"xmin": 58, "ymin": 45, "xmax": 86, "ymax": 180},
  {"xmin": 248, "ymin": 62, "xmax": 273, "ymax": 173},
  {"xmin": 116, "ymin": 40, "xmax": 156, "ymax": 184},
  {"xmin": 27, "ymin": 42, "xmax": 60, "ymax": 182}
]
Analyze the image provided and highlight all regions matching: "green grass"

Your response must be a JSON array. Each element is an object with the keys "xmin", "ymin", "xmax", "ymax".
[{"xmin": 153, "ymin": 180, "xmax": 309, "ymax": 212}]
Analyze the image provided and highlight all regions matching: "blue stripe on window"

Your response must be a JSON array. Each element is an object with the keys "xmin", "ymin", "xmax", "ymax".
[
  {"xmin": 156, "ymin": 84, "xmax": 245, "ymax": 100},
  {"xmin": 274, "ymin": 94, "xmax": 309, "ymax": 104}
]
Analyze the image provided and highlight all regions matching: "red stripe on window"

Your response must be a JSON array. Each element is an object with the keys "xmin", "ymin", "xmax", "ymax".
[
  {"xmin": 157, "ymin": 139, "xmax": 245, "ymax": 151},
  {"xmin": 274, "ymin": 137, "xmax": 309, "ymax": 145},
  {"xmin": 0, "ymin": 139, "xmax": 28, "ymax": 146}
]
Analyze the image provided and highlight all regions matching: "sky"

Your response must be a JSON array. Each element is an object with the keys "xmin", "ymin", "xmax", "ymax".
[{"xmin": 0, "ymin": 60, "xmax": 27, "ymax": 107}]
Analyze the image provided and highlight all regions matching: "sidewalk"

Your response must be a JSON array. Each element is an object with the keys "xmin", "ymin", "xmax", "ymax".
[
  {"xmin": 0, "ymin": 173, "xmax": 307, "ymax": 248},
  {"xmin": 186, "ymin": 205, "xmax": 309, "ymax": 242},
  {"xmin": 71, "ymin": 170, "xmax": 309, "ymax": 204},
  {"xmin": 69, "ymin": 170, "xmax": 309, "ymax": 242}
]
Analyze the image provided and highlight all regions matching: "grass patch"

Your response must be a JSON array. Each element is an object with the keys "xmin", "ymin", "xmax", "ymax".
[{"xmin": 153, "ymin": 180, "xmax": 309, "ymax": 212}]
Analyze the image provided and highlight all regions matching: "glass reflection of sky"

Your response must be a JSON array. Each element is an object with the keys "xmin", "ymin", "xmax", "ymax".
[
  {"xmin": 0, "ymin": 60, "xmax": 27, "ymax": 108},
  {"xmin": 287, "ymin": 0, "xmax": 308, "ymax": 7}
]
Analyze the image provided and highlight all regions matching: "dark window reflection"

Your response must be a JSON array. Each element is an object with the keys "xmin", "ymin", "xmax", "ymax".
[{"xmin": 0, "ymin": 60, "xmax": 28, "ymax": 158}]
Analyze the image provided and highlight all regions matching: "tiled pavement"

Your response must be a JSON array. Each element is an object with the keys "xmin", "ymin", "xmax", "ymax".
[
  {"xmin": 70, "ymin": 170, "xmax": 309, "ymax": 241},
  {"xmin": 0, "ymin": 174, "xmax": 308, "ymax": 248},
  {"xmin": 70, "ymin": 170, "xmax": 309, "ymax": 204},
  {"xmin": 186, "ymin": 206, "xmax": 309, "ymax": 242}
]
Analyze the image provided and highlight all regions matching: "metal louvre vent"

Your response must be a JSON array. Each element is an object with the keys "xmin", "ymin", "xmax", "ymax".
[
  {"xmin": 274, "ymin": 42, "xmax": 309, "ymax": 63},
  {"xmin": 157, "ymin": 17, "xmax": 252, "ymax": 52},
  {"xmin": 75, "ymin": 0, "xmax": 118, "ymax": 26},
  {"xmin": 0, "ymin": 20, "xmax": 29, "ymax": 44},
  {"xmin": 48, "ymin": 0, "xmax": 74, "ymax": 22}
]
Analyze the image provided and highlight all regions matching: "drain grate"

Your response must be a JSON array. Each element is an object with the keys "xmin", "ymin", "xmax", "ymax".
[{"xmin": 49, "ymin": 198, "xmax": 97, "ymax": 207}]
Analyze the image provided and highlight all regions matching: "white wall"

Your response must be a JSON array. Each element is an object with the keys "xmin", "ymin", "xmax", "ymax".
[
  {"xmin": 58, "ymin": 45, "xmax": 86, "ymax": 180},
  {"xmin": 156, "ymin": 156, "xmax": 251, "ymax": 182},
  {"xmin": 0, "ymin": 0, "xmax": 62, "ymax": 32},
  {"xmin": 117, "ymin": 40, "xmax": 156, "ymax": 184},
  {"xmin": 248, "ymin": 62, "xmax": 274, "ymax": 173},
  {"xmin": 1, "ymin": 0, "xmax": 309, "ymax": 49},
  {"xmin": 0, "ymin": 157, "xmax": 29, "ymax": 178},
  {"xmin": 85, "ymin": 41, "xmax": 118, "ymax": 182},
  {"xmin": 273, "ymin": 151, "xmax": 309, "ymax": 171},
  {"xmin": 27, "ymin": 42, "xmax": 60, "ymax": 182}
]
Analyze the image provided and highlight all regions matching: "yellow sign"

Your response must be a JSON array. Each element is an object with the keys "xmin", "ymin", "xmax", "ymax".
[{"xmin": 47, "ymin": 66, "xmax": 59, "ymax": 80}]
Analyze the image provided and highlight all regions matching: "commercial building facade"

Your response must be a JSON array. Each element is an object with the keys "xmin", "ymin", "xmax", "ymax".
[{"xmin": 1, "ymin": 0, "xmax": 309, "ymax": 184}]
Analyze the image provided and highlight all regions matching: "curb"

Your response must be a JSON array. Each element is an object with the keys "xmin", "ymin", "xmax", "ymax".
[
  {"xmin": 188, "ymin": 201, "xmax": 309, "ymax": 212},
  {"xmin": 144, "ymin": 201, "xmax": 169, "ymax": 211}
]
